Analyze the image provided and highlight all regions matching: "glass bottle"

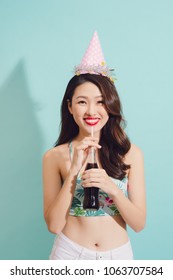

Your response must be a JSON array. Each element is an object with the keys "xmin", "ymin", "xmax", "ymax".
[{"xmin": 83, "ymin": 147, "xmax": 99, "ymax": 210}]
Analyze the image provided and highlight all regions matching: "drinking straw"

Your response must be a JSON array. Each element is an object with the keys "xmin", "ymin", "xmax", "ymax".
[
  {"xmin": 91, "ymin": 126, "xmax": 94, "ymax": 163},
  {"xmin": 91, "ymin": 125, "xmax": 94, "ymax": 138}
]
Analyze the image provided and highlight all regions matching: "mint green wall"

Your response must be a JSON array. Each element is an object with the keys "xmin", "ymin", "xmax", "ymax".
[{"xmin": 0, "ymin": 0, "xmax": 173, "ymax": 259}]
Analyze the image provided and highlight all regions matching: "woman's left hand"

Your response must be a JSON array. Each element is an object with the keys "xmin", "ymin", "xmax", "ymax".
[{"xmin": 81, "ymin": 168, "xmax": 117, "ymax": 197}]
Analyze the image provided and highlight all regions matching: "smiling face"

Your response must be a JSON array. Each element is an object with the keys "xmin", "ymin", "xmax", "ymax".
[{"xmin": 68, "ymin": 82, "xmax": 109, "ymax": 138}]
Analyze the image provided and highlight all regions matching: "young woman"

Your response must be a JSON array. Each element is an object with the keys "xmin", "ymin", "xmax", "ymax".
[{"xmin": 42, "ymin": 73, "xmax": 146, "ymax": 260}]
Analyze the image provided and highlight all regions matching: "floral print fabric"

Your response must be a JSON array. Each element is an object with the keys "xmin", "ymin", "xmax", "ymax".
[{"xmin": 69, "ymin": 175, "xmax": 128, "ymax": 217}]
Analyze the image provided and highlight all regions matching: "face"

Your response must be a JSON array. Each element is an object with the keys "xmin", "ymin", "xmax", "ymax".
[{"xmin": 68, "ymin": 82, "xmax": 109, "ymax": 137}]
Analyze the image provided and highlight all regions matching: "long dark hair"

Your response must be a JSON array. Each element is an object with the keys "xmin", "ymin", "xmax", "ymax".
[{"xmin": 55, "ymin": 74, "xmax": 131, "ymax": 179}]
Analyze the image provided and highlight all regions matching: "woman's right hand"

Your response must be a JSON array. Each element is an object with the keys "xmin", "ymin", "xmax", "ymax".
[{"xmin": 70, "ymin": 137, "xmax": 101, "ymax": 173}]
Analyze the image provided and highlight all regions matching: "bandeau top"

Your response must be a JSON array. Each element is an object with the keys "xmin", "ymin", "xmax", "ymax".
[{"xmin": 69, "ymin": 142, "xmax": 128, "ymax": 217}]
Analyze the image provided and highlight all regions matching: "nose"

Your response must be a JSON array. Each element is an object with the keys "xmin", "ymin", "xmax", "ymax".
[{"xmin": 86, "ymin": 103, "xmax": 97, "ymax": 115}]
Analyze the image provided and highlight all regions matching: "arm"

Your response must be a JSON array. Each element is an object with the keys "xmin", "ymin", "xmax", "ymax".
[
  {"xmin": 42, "ymin": 150, "xmax": 78, "ymax": 234},
  {"xmin": 111, "ymin": 145, "xmax": 146, "ymax": 232}
]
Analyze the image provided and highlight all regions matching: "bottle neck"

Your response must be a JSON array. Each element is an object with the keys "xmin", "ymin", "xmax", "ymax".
[{"xmin": 88, "ymin": 147, "xmax": 97, "ymax": 164}]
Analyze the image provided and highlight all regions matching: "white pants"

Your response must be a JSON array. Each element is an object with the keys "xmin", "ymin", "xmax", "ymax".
[{"xmin": 49, "ymin": 232, "xmax": 134, "ymax": 260}]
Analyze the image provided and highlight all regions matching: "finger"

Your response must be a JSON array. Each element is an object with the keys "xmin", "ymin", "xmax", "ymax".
[
  {"xmin": 82, "ymin": 173, "xmax": 102, "ymax": 181},
  {"xmin": 82, "ymin": 176, "xmax": 103, "ymax": 184},
  {"xmin": 82, "ymin": 140, "xmax": 101, "ymax": 149},
  {"xmin": 76, "ymin": 142, "xmax": 99, "ymax": 151},
  {"xmin": 82, "ymin": 182, "xmax": 100, "ymax": 188},
  {"xmin": 84, "ymin": 137, "xmax": 100, "ymax": 142},
  {"xmin": 83, "ymin": 169, "xmax": 105, "ymax": 176},
  {"xmin": 76, "ymin": 143, "xmax": 90, "ymax": 151}
]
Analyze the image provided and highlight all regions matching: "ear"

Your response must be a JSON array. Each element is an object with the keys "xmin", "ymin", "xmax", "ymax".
[{"xmin": 67, "ymin": 99, "xmax": 73, "ymax": 114}]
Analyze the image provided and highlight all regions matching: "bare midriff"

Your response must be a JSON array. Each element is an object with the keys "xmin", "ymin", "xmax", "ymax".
[{"xmin": 62, "ymin": 215, "xmax": 129, "ymax": 251}]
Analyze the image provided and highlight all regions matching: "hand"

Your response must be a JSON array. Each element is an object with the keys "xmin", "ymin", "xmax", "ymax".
[
  {"xmin": 81, "ymin": 168, "xmax": 117, "ymax": 197},
  {"xmin": 71, "ymin": 137, "xmax": 101, "ymax": 173}
]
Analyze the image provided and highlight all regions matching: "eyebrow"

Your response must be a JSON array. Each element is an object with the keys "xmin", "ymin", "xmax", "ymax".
[{"xmin": 75, "ymin": 95, "xmax": 102, "ymax": 100}]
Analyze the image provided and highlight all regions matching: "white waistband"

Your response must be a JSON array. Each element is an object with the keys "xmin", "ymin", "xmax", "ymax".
[{"xmin": 59, "ymin": 232, "xmax": 132, "ymax": 257}]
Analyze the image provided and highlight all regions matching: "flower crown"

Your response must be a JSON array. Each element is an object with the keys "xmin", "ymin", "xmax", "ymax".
[{"xmin": 74, "ymin": 62, "xmax": 116, "ymax": 82}]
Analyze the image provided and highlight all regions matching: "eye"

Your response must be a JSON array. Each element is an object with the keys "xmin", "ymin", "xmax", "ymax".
[
  {"xmin": 97, "ymin": 100, "xmax": 104, "ymax": 105},
  {"xmin": 77, "ymin": 100, "xmax": 87, "ymax": 105}
]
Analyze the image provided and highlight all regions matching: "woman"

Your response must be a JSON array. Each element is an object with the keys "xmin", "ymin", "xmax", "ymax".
[{"xmin": 42, "ymin": 33, "xmax": 146, "ymax": 260}]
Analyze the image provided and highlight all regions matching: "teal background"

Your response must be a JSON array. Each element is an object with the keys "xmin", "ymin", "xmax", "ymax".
[{"xmin": 0, "ymin": 0, "xmax": 173, "ymax": 260}]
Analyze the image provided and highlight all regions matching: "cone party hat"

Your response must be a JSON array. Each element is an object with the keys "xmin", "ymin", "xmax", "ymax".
[{"xmin": 74, "ymin": 32, "xmax": 115, "ymax": 81}]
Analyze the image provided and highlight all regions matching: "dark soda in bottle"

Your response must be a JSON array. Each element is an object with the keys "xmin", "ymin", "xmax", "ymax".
[{"xmin": 83, "ymin": 148, "xmax": 99, "ymax": 210}]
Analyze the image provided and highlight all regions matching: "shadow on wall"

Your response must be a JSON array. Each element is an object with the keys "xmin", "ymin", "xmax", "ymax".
[{"xmin": 0, "ymin": 60, "xmax": 52, "ymax": 259}]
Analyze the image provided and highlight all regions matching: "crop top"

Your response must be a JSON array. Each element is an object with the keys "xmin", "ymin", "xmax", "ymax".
[{"xmin": 69, "ymin": 142, "xmax": 128, "ymax": 217}]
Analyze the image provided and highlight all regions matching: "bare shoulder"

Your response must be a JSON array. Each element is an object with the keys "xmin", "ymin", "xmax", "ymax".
[
  {"xmin": 125, "ymin": 143, "xmax": 144, "ymax": 164},
  {"xmin": 42, "ymin": 143, "xmax": 69, "ymax": 165}
]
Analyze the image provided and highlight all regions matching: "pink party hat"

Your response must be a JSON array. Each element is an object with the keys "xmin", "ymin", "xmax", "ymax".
[{"xmin": 74, "ymin": 32, "xmax": 115, "ymax": 82}]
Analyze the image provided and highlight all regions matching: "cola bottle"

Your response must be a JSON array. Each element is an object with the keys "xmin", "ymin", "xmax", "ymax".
[{"xmin": 83, "ymin": 147, "xmax": 99, "ymax": 210}]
